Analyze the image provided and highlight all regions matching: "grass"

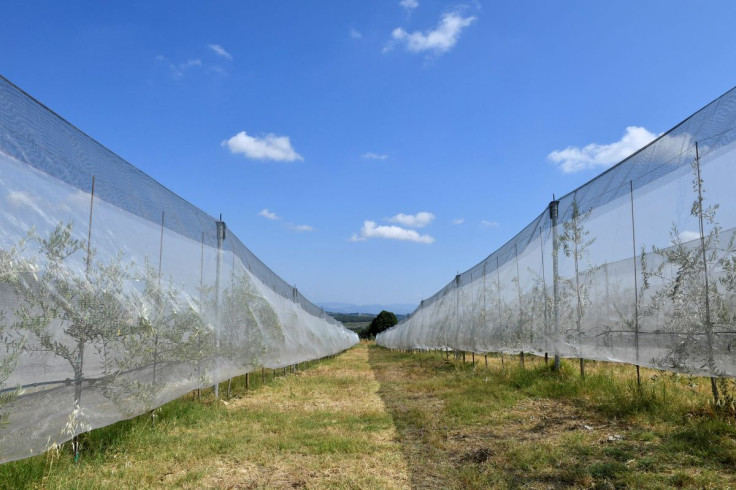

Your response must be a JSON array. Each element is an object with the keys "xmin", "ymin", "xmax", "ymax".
[
  {"xmin": 1, "ymin": 343, "xmax": 735, "ymax": 488},
  {"xmin": 369, "ymin": 347, "xmax": 736, "ymax": 489},
  {"xmin": 0, "ymin": 352, "xmax": 409, "ymax": 489}
]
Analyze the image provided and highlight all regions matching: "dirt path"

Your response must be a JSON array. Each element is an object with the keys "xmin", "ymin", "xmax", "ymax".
[{"xmin": 210, "ymin": 342, "xmax": 411, "ymax": 488}]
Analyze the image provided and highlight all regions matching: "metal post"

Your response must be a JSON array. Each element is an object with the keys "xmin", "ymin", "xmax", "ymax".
[
  {"xmin": 482, "ymin": 263, "xmax": 487, "ymax": 347},
  {"xmin": 515, "ymin": 243, "xmax": 524, "ymax": 368},
  {"xmin": 540, "ymin": 227, "xmax": 549, "ymax": 365},
  {"xmin": 496, "ymin": 256, "xmax": 501, "ymax": 330},
  {"xmin": 629, "ymin": 181, "xmax": 641, "ymax": 387},
  {"xmin": 695, "ymin": 143, "xmax": 719, "ymax": 402},
  {"xmin": 455, "ymin": 274, "xmax": 460, "ymax": 354},
  {"xmin": 225, "ymin": 248, "xmax": 235, "ymax": 394},
  {"xmin": 158, "ymin": 211, "xmax": 165, "ymax": 280},
  {"xmin": 85, "ymin": 176, "xmax": 95, "ymax": 276},
  {"xmin": 198, "ymin": 231, "xmax": 204, "ymax": 402},
  {"xmin": 214, "ymin": 216, "xmax": 227, "ymax": 399},
  {"xmin": 550, "ymin": 199, "xmax": 561, "ymax": 371},
  {"xmin": 153, "ymin": 211, "xmax": 165, "ymax": 389},
  {"xmin": 75, "ymin": 175, "xmax": 96, "ymax": 461},
  {"xmin": 570, "ymin": 196, "xmax": 585, "ymax": 379}
]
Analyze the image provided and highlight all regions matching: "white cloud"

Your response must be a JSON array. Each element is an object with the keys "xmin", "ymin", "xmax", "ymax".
[
  {"xmin": 548, "ymin": 126, "xmax": 658, "ymax": 173},
  {"xmin": 388, "ymin": 211, "xmax": 435, "ymax": 228},
  {"xmin": 289, "ymin": 223, "xmax": 315, "ymax": 232},
  {"xmin": 389, "ymin": 11, "xmax": 476, "ymax": 55},
  {"xmin": 452, "ymin": 218, "xmax": 465, "ymax": 225},
  {"xmin": 362, "ymin": 152, "xmax": 388, "ymax": 160},
  {"xmin": 208, "ymin": 44, "xmax": 233, "ymax": 60},
  {"xmin": 400, "ymin": 0, "xmax": 419, "ymax": 9},
  {"xmin": 350, "ymin": 28, "xmax": 363, "ymax": 39},
  {"xmin": 351, "ymin": 220, "xmax": 435, "ymax": 244},
  {"xmin": 259, "ymin": 210, "xmax": 314, "ymax": 232},
  {"xmin": 481, "ymin": 220, "xmax": 499, "ymax": 227},
  {"xmin": 258, "ymin": 208, "xmax": 281, "ymax": 220},
  {"xmin": 223, "ymin": 131, "xmax": 304, "ymax": 162}
]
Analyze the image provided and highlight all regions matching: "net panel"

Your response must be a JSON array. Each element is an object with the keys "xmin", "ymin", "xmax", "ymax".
[
  {"xmin": 0, "ymin": 76, "xmax": 358, "ymax": 463},
  {"xmin": 378, "ymin": 85, "xmax": 736, "ymax": 381}
]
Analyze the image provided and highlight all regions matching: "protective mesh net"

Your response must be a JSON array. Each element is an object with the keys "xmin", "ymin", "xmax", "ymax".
[
  {"xmin": 0, "ymin": 76, "xmax": 358, "ymax": 463},
  {"xmin": 378, "ymin": 86, "xmax": 736, "ymax": 381}
]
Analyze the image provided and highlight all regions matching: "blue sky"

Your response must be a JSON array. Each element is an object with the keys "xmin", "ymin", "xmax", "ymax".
[{"xmin": 4, "ymin": 1, "xmax": 736, "ymax": 308}]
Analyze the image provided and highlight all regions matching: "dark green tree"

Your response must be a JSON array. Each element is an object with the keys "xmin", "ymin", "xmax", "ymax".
[{"xmin": 364, "ymin": 310, "xmax": 397, "ymax": 338}]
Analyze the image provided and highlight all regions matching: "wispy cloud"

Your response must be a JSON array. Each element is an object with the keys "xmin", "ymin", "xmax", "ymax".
[
  {"xmin": 208, "ymin": 44, "xmax": 233, "ymax": 60},
  {"xmin": 387, "ymin": 11, "xmax": 476, "ymax": 56},
  {"xmin": 452, "ymin": 218, "xmax": 465, "ymax": 225},
  {"xmin": 259, "ymin": 209, "xmax": 315, "ymax": 232},
  {"xmin": 288, "ymin": 223, "xmax": 315, "ymax": 232},
  {"xmin": 258, "ymin": 208, "xmax": 281, "ymax": 220},
  {"xmin": 399, "ymin": 0, "xmax": 419, "ymax": 10},
  {"xmin": 350, "ymin": 221, "xmax": 435, "ymax": 244},
  {"xmin": 388, "ymin": 211, "xmax": 435, "ymax": 228},
  {"xmin": 223, "ymin": 131, "xmax": 304, "ymax": 162},
  {"xmin": 548, "ymin": 126, "xmax": 658, "ymax": 173},
  {"xmin": 156, "ymin": 55, "xmax": 203, "ymax": 78},
  {"xmin": 350, "ymin": 28, "xmax": 363, "ymax": 39},
  {"xmin": 481, "ymin": 220, "xmax": 499, "ymax": 227},
  {"xmin": 362, "ymin": 152, "xmax": 388, "ymax": 160}
]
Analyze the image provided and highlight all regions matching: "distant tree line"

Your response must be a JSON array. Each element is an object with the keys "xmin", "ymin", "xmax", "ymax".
[{"xmin": 327, "ymin": 313, "xmax": 376, "ymax": 324}]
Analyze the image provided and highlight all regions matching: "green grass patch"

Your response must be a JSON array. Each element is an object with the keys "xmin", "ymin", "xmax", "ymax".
[{"xmin": 368, "ymin": 344, "xmax": 736, "ymax": 489}]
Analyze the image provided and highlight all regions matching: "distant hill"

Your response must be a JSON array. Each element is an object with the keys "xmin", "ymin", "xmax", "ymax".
[{"xmin": 319, "ymin": 302, "xmax": 417, "ymax": 315}]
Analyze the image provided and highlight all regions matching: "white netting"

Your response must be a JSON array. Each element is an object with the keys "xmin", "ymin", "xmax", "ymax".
[
  {"xmin": 0, "ymin": 76, "xmax": 358, "ymax": 463},
  {"xmin": 378, "ymin": 85, "xmax": 736, "ymax": 381}
]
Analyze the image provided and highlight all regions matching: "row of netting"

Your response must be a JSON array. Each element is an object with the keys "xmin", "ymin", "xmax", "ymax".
[
  {"xmin": 378, "ymin": 84, "xmax": 736, "ymax": 382},
  {"xmin": 0, "ymin": 76, "xmax": 358, "ymax": 463}
]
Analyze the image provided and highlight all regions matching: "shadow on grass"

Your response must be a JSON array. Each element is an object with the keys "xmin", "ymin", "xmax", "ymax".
[{"xmin": 367, "ymin": 343, "xmax": 461, "ymax": 489}]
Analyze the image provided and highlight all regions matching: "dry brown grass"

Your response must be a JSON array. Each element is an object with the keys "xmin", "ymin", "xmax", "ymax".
[
  {"xmin": 3, "ymin": 343, "xmax": 735, "ymax": 488},
  {"xmin": 0, "ymin": 343, "xmax": 411, "ymax": 489},
  {"xmin": 203, "ymin": 343, "xmax": 410, "ymax": 489}
]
